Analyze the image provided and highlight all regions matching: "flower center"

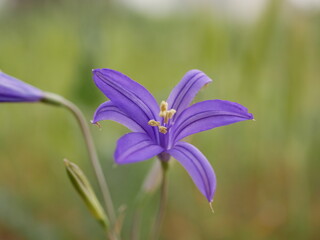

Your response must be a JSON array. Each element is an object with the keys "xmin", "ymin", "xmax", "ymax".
[{"xmin": 148, "ymin": 101, "xmax": 176, "ymax": 134}]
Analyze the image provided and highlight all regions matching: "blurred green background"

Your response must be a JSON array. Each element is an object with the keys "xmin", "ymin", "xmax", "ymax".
[{"xmin": 0, "ymin": 0, "xmax": 319, "ymax": 239}]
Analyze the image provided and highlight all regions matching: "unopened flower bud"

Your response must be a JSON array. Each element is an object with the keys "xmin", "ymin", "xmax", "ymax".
[
  {"xmin": 0, "ymin": 71, "xmax": 44, "ymax": 102},
  {"xmin": 64, "ymin": 159, "xmax": 109, "ymax": 229}
]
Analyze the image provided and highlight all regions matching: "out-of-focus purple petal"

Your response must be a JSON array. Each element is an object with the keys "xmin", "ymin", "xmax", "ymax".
[
  {"xmin": 167, "ymin": 142, "xmax": 216, "ymax": 202},
  {"xmin": 92, "ymin": 101, "xmax": 145, "ymax": 133},
  {"xmin": 93, "ymin": 69, "xmax": 160, "ymax": 142},
  {"xmin": 0, "ymin": 72, "xmax": 44, "ymax": 102},
  {"xmin": 115, "ymin": 132, "xmax": 164, "ymax": 164},
  {"xmin": 171, "ymin": 100, "xmax": 254, "ymax": 144},
  {"xmin": 166, "ymin": 70, "xmax": 212, "ymax": 117}
]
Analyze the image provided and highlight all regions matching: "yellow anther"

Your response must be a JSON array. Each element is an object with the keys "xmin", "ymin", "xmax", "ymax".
[
  {"xmin": 159, "ymin": 111, "xmax": 166, "ymax": 118},
  {"xmin": 148, "ymin": 120, "xmax": 160, "ymax": 127},
  {"xmin": 158, "ymin": 126, "xmax": 167, "ymax": 134},
  {"xmin": 158, "ymin": 101, "xmax": 177, "ymax": 124},
  {"xmin": 160, "ymin": 101, "xmax": 168, "ymax": 112},
  {"xmin": 167, "ymin": 109, "xmax": 176, "ymax": 119},
  {"xmin": 159, "ymin": 101, "xmax": 168, "ymax": 117},
  {"xmin": 163, "ymin": 109, "xmax": 176, "ymax": 124}
]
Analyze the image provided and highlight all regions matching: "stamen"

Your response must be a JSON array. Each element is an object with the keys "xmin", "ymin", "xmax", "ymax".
[
  {"xmin": 164, "ymin": 114, "xmax": 169, "ymax": 124},
  {"xmin": 160, "ymin": 101, "xmax": 168, "ymax": 112},
  {"xmin": 159, "ymin": 101, "xmax": 168, "ymax": 117},
  {"xmin": 158, "ymin": 126, "xmax": 167, "ymax": 134},
  {"xmin": 148, "ymin": 120, "xmax": 160, "ymax": 126},
  {"xmin": 167, "ymin": 109, "xmax": 176, "ymax": 119},
  {"xmin": 157, "ymin": 101, "xmax": 177, "ymax": 125},
  {"xmin": 164, "ymin": 109, "xmax": 176, "ymax": 124}
]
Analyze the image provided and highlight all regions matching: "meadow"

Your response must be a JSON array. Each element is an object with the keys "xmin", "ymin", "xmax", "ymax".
[{"xmin": 0, "ymin": 0, "xmax": 319, "ymax": 239}]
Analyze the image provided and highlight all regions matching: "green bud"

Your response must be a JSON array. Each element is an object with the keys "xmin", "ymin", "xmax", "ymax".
[{"xmin": 64, "ymin": 159, "xmax": 109, "ymax": 229}]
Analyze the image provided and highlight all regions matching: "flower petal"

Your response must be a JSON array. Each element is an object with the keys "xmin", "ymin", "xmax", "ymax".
[
  {"xmin": 166, "ymin": 70, "xmax": 212, "ymax": 116},
  {"xmin": 167, "ymin": 142, "xmax": 216, "ymax": 202},
  {"xmin": 92, "ymin": 101, "xmax": 145, "ymax": 132},
  {"xmin": 115, "ymin": 132, "xmax": 164, "ymax": 164},
  {"xmin": 171, "ymin": 100, "xmax": 254, "ymax": 143},
  {"xmin": 0, "ymin": 72, "xmax": 44, "ymax": 102},
  {"xmin": 93, "ymin": 69, "xmax": 160, "ymax": 141}
]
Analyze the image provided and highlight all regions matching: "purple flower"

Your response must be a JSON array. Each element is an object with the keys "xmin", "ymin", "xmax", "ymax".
[
  {"xmin": 92, "ymin": 69, "xmax": 253, "ymax": 202},
  {"xmin": 0, "ymin": 72, "xmax": 44, "ymax": 102}
]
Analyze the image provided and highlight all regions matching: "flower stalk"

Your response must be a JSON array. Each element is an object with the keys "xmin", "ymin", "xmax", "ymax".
[
  {"xmin": 150, "ymin": 160, "xmax": 169, "ymax": 240},
  {"xmin": 41, "ymin": 92, "xmax": 117, "ymax": 228},
  {"xmin": 130, "ymin": 160, "xmax": 163, "ymax": 240}
]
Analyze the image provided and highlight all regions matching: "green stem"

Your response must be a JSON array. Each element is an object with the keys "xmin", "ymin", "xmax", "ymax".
[
  {"xmin": 42, "ymin": 92, "xmax": 117, "ymax": 231},
  {"xmin": 150, "ymin": 161, "xmax": 168, "ymax": 240},
  {"xmin": 130, "ymin": 160, "xmax": 162, "ymax": 240}
]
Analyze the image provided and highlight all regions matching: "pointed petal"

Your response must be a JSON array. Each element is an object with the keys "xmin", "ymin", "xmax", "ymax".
[
  {"xmin": 0, "ymin": 72, "xmax": 43, "ymax": 102},
  {"xmin": 168, "ymin": 142, "xmax": 216, "ymax": 202},
  {"xmin": 166, "ymin": 70, "xmax": 212, "ymax": 115},
  {"xmin": 93, "ymin": 69, "xmax": 160, "ymax": 141},
  {"xmin": 92, "ymin": 101, "xmax": 145, "ymax": 132},
  {"xmin": 115, "ymin": 132, "xmax": 164, "ymax": 164},
  {"xmin": 171, "ymin": 100, "xmax": 254, "ymax": 143}
]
